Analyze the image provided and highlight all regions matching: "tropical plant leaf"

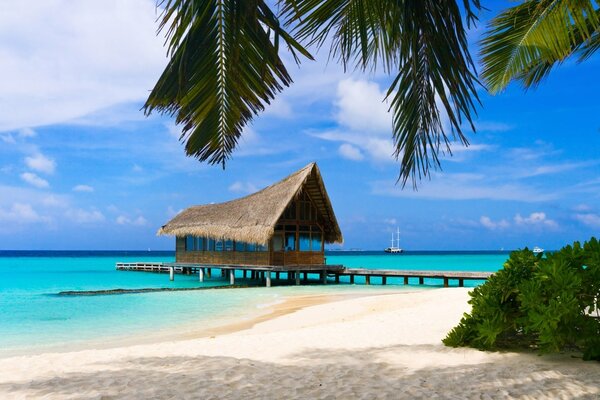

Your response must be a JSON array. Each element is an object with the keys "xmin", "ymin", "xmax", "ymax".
[
  {"xmin": 481, "ymin": 0, "xmax": 600, "ymax": 93},
  {"xmin": 144, "ymin": 0, "xmax": 313, "ymax": 167},
  {"xmin": 283, "ymin": 0, "xmax": 482, "ymax": 186}
]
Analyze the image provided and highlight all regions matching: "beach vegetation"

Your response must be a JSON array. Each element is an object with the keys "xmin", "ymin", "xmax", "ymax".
[{"xmin": 443, "ymin": 237, "xmax": 600, "ymax": 361}]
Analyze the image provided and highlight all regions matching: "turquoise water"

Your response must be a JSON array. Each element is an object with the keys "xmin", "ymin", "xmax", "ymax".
[{"xmin": 0, "ymin": 251, "xmax": 509, "ymax": 357}]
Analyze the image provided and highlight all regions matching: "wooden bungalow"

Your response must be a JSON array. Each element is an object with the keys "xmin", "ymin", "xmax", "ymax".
[{"xmin": 158, "ymin": 162, "xmax": 343, "ymax": 267}]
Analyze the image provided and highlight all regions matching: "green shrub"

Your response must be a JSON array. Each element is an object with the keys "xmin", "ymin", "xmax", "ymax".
[{"xmin": 443, "ymin": 237, "xmax": 600, "ymax": 361}]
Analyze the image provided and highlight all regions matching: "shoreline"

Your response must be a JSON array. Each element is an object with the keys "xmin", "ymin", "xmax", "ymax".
[
  {"xmin": 1, "ymin": 288, "xmax": 599, "ymax": 399},
  {"xmin": 0, "ymin": 286, "xmax": 411, "ymax": 359}
]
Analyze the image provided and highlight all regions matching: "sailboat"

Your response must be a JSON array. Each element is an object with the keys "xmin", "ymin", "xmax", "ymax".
[{"xmin": 384, "ymin": 228, "xmax": 404, "ymax": 254}]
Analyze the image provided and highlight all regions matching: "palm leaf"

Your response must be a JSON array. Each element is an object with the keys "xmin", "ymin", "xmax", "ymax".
[
  {"xmin": 144, "ymin": 0, "xmax": 313, "ymax": 167},
  {"xmin": 481, "ymin": 0, "xmax": 600, "ymax": 93},
  {"xmin": 283, "ymin": 0, "xmax": 481, "ymax": 185}
]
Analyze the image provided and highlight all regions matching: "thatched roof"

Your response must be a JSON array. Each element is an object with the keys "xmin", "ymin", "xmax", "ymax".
[{"xmin": 158, "ymin": 163, "xmax": 343, "ymax": 245}]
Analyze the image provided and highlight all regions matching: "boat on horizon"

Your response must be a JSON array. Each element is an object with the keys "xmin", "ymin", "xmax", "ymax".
[
  {"xmin": 384, "ymin": 228, "xmax": 403, "ymax": 254},
  {"xmin": 533, "ymin": 246, "xmax": 544, "ymax": 254}
]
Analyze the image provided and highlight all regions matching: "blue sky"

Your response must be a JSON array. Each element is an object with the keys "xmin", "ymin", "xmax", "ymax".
[{"xmin": 0, "ymin": 1, "xmax": 599, "ymax": 251}]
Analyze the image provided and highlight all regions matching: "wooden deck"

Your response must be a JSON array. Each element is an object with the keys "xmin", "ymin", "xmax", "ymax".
[{"xmin": 116, "ymin": 262, "xmax": 493, "ymax": 288}]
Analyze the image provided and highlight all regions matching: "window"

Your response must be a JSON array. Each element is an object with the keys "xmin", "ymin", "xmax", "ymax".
[
  {"xmin": 285, "ymin": 233, "xmax": 296, "ymax": 251},
  {"xmin": 206, "ymin": 238, "xmax": 215, "ymax": 251},
  {"xmin": 185, "ymin": 235, "xmax": 195, "ymax": 251},
  {"xmin": 311, "ymin": 232, "xmax": 322, "ymax": 252},
  {"xmin": 196, "ymin": 237, "xmax": 204, "ymax": 251},
  {"xmin": 299, "ymin": 232, "xmax": 311, "ymax": 251},
  {"xmin": 256, "ymin": 243, "xmax": 267, "ymax": 252},
  {"xmin": 272, "ymin": 235, "xmax": 283, "ymax": 252},
  {"xmin": 235, "ymin": 241, "xmax": 245, "ymax": 252},
  {"xmin": 246, "ymin": 243, "xmax": 256, "ymax": 252},
  {"xmin": 224, "ymin": 240, "xmax": 233, "ymax": 251},
  {"xmin": 215, "ymin": 239, "xmax": 223, "ymax": 251}
]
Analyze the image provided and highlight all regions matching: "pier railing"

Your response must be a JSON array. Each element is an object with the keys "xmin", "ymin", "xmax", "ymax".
[{"xmin": 115, "ymin": 262, "xmax": 493, "ymax": 288}]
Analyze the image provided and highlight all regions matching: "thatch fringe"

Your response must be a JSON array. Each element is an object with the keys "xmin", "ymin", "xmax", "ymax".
[{"xmin": 158, "ymin": 163, "xmax": 343, "ymax": 245}]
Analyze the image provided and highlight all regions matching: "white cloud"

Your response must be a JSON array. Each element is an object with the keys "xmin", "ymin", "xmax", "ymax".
[
  {"xmin": 1, "ymin": 134, "xmax": 16, "ymax": 144},
  {"xmin": 19, "ymin": 128, "xmax": 36, "ymax": 138},
  {"xmin": 514, "ymin": 212, "xmax": 558, "ymax": 229},
  {"xmin": 262, "ymin": 97, "xmax": 293, "ymax": 118},
  {"xmin": 338, "ymin": 143, "xmax": 364, "ymax": 161},
  {"xmin": 167, "ymin": 206, "xmax": 183, "ymax": 218},
  {"xmin": 20, "ymin": 172, "xmax": 49, "ymax": 188},
  {"xmin": 116, "ymin": 215, "xmax": 147, "ymax": 226},
  {"xmin": 383, "ymin": 218, "xmax": 397, "ymax": 225},
  {"xmin": 0, "ymin": 0, "xmax": 167, "ymax": 131},
  {"xmin": 575, "ymin": 213, "xmax": 600, "ymax": 228},
  {"xmin": 65, "ymin": 208, "xmax": 105, "ymax": 224},
  {"xmin": 372, "ymin": 173, "xmax": 557, "ymax": 202},
  {"xmin": 41, "ymin": 195, "xmax": 68, "ymax": 208},
  {"xmin": 25, "ymin": 153, "xmax": 56, "ymax": 174},
  {"xmin": 73, "ymin": 184, "xmax": 94, "ymax": 193},
  {"xmin": 476, "ymin": 121, "xmax": 513, "ymax": 132},
  {"xmin": 228, "ymin": 181, "xmax": 258, "ymax": 194},
  {"xmin": 480, "ymin": 216, "xmax": 510, "ymax": 230},
  {"xmin": 0, "ymin": 203, "xmax": 48, "ymax": 223},
  {"xmin": 335, "ymin": 79, "xmax": 391, "ymax": 134}
]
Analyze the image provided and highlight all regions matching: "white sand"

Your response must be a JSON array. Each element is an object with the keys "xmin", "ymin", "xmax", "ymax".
[{"xmin": 1, "ymin": 288, "xmax": 599, "ymax": 399}]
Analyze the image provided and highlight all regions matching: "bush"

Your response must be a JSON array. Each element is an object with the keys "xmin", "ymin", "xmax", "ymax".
[{"xmin": 443, "ymin": 237, "xmax": 600, "ymax": 360}]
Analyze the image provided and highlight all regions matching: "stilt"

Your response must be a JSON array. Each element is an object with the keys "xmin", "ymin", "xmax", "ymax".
[
  {"xmin": 350, "ymin": 275, "xmax": 355, "ymax": 284},
  {"xmin": 458, "ymin": 278, "xmax": 464, "ymax": 287},
  {"xmin": 443, "ymin": 277, "xmax": 449, "ymax": 288},
  {"xmin": 221, "ymin": 269, "xmax": 226, "ymax": 278},
  {"xmin": 199, "ymin": 268, "xmax": 204, "ymax": 282},
  {"xmin": 404, "ymin": 276, "xmax": 409, "ymax": 285},
  {"xmin": 275, "ymin": 272, "xmax": 280, "ymax": 280},
  {"xmin": 206, "ymin": 268, "xmax": 212, "ymax": 278},
  {"xmin": 295, "ymin": 271, "xmax": 300, "ymax": 285},
  {"xmin": 365, "ymin": 275, "xmax": 370, "ymax": 285},
  {"xmin": 335, "ymin": 274, "xmax": 340, "ymax": 284},
  {"xmin": 169, "ymin": 267, "xmax": 174, "ymax": 281},
  {"xmin": 266, "ymin": 271, "xmax": 272, "ymax": 287},
  {"xmin": 321, "ymin": 271, "xmax": 327, "ymax": 284},
  {"xmin": 382, "ymin": 276, "xmax": 387, "ymax": 285},
  {"xmin": 243, "ymin": 270, "xmax": 247, "ymax": 278},
  {"xmin": 229, "ymin": 270, "xmax": 235, "ymax": 285},
  {"xmin": 303, "ymin": 272, "xmax": 308, "ymax": 281},
  {"xmin": 419, "ymin": 277, "xmax": 424, "ymax": 285}
]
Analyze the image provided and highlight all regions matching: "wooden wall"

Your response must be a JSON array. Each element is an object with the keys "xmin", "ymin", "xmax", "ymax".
[{"xmin": 175, "ymin": 237, "xmax": 324, "ymax": 266}]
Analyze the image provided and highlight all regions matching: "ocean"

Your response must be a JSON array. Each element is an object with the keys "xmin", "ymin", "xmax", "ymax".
[{"xmin": 0, "ymin": 251, "xmax": 509, "ymax": 357}]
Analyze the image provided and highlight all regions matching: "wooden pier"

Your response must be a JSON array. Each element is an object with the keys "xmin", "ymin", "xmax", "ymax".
[{"xmin": 116, "ymin": 262, "xmax": 492, "ymax": 287}]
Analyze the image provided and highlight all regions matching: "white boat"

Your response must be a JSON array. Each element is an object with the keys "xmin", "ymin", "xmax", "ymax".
[
  {"xmin": 384, "ymin": 228, "xmax": 404, "ymax": 254},
  {"xmin": 533, "ymin": 246, "xmax": 544, "ymax": 254}
]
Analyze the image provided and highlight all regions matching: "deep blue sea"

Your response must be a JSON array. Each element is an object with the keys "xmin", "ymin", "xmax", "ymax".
[{"xmin": 0, "ymin": 250, "xmax": 509, "ymax": 357}]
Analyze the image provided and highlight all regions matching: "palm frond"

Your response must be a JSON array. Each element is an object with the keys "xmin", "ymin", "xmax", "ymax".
[
  {"xmin": 283, "ymin": 0, "xmax": 481, "ymax": 185},
  {"xmin": 144, "ymin": 0, "xmax": 312, "ymax": 167},
  {"xmin": 481, "ymin": 0, "xmax": 600, "ymax": 93}
]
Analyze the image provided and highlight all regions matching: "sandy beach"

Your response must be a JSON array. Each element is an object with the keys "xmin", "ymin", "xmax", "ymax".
[{"xmin": 1, "ymin": 288, "xmax": 599, "ymax": 399}]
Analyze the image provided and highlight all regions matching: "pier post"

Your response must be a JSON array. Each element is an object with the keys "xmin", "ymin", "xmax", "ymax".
[
  {"xmin": 266, "ymin": 271, "xmax": 272, "ymax": 287},
  {"xmin": 365, "ymin": 275, "xmax": 370, "ymax": 285},
  {"xmin": 350, "ymin": 275, "xmax": 354, "ymax": 284},
  {"xmin": 321, "ymin": 271, "xmax": 327, "ymax": 284},
  {"xmin": 458, "ymin": 278, "xmax": 464, "ymax": 287},
  {"xmin": 303, "ymin": 272, "xmax": 308, "ymax": 282},
  {"xmin": 199, "ymin": 268, "xmax": 204, "ymax": 282},
  {"xmin": 419, "ymin": 277, "xmax": 424, "ymax": 285},
  {"xmin": 229, "ymin": 270, "xmax": 235, "ymax": 285},
  {"xmin": 295, "ymin": 272, "xmax": 300, "ymax": 285},
  {"xmin": 404, "ymin": 276, "xmax": 409, "ymax": 285},
  {"xmin": 169, "ymin": 267, "xmax": 174, "ymax": 281},
  {"xmin": 335, "ymin": 274, "xmax": 340, "ymax": 284},
  {"xmin": 382, "ymin": 276, "xmax": 387, "ymax": 285},
  {"xmin": 275, "ymin": 272, "xmax": 280, "ymax": 280},
  {"xmin": 207, "ymin": 268, "xmax": 212, "ymax": 278},
  {"xmin": 443, "ymin": 277, "xmax": 449, "ymax": 288}
]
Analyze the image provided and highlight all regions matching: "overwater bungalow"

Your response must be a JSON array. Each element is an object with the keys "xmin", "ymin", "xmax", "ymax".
[{"xmin": 158, "ymin": 163, "xmax": 343, "ymax": 267}]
